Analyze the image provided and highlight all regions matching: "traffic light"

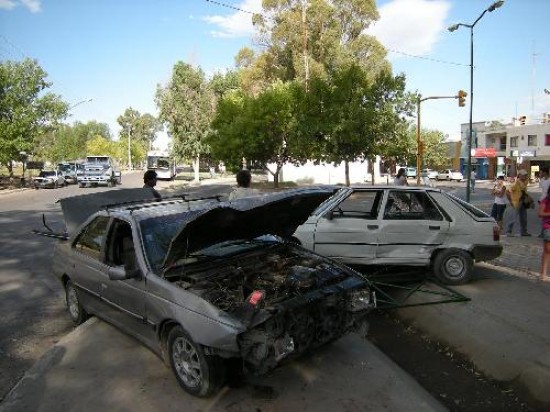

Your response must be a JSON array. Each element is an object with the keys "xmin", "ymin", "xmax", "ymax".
[
  {"xmin": 519, "ymin": 115, "xmax": 526, "ymax": 125},
  {"xmin": 458, "ymin": 90, "xmax": 467, "ymax": 107},
  {"xmin": 418, "ymin": 141, "xmax": 425, "ymax": 155}
]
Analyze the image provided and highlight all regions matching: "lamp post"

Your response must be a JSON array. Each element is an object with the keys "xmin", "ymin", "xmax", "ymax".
[{"xmin": 448, "ymin": 0, "xmax": 504, "ymax": 203}]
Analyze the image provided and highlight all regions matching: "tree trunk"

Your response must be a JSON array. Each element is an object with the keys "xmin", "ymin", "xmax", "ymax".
[
  {"xmin": 345, "ymin": 160, "xmax": 350, "ymax": 187},
  {"xmin": 7, "ymin": 160, "xmax": 13, "ymax": 178},
  {"xmin": 193, "ymin": 155, "xmax": 200, "ymax": 183}
]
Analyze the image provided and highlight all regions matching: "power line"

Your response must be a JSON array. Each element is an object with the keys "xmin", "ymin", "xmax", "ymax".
[
  {"xmin": 204, "ymin": 0, "xmax": 256, "ymax": 16},
  {"xmin": 387, "ymin": 48, "xmax": 468, "ymax": 67}
]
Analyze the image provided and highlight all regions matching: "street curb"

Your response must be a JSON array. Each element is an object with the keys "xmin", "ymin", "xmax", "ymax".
[{"xmin": 0, "ymin": 318, "xmax": 99, "ymax": 409}]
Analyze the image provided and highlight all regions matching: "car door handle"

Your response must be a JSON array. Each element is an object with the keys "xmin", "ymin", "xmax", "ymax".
[
  {"xmin": 367, "ymin": 225, "xmax": 378, "ymax": 230},
  {"xmin": 429, "ymin": 225, "xmax": 440, "ymax": 230}
]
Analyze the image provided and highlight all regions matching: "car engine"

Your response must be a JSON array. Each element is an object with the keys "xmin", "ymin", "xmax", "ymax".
[{"xmin": 170, "ymin": 244, "xmax": 373, "ymax": 375}]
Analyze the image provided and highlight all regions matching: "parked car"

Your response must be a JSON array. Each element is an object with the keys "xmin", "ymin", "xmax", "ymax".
[
  {"xmin": 32, "ymin": 170, "xmax": 65, "ymax": 189},
  {"xmin": 293, "ymin": 186, "xmax": 502, "ymax": 285},
  {"xmin": 422, "ymin": 169, "xmax": 438, "ymax": 179},
  {"xmin": 39, "ymin": 188, "xmax": 376, "ymax": 397},
  {"xmin": 437, "ymin": 169, "xmax": 464, "ymax": 181},
  {"xmin": 405, "ymin": 167, "xmax": 417, "ymax": 178}
]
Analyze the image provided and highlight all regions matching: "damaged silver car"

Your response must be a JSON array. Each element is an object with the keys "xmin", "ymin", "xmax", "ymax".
[{"xmin": 39, "ymin": 188, "xmax": 376, "ymax": 397}]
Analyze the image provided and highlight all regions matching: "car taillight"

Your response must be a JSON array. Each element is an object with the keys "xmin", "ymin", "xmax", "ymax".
[{"xmin": 493, "ymin": 225, "xmax": 500, "ymax": 241}]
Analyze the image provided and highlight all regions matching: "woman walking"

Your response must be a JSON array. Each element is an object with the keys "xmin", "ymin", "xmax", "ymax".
[
  {"xmin": 537, "ymin": 184, "xmax": 550, "ymax": 281},
  {"xmin": 490, "ymin": 175, "xmax": 507, "ymax": 232}
]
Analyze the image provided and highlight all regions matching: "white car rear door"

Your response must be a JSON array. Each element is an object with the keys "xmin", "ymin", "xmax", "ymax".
[{"xmin": 376, "ymin": 190, "xmax": 450, "ymax": 264}]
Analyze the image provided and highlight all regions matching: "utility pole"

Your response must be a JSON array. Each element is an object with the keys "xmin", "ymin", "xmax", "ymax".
[
  {"xmin": 127, "ymin": 125, "xmax": 132, "ymax": 171},
  {"xmin": 417, "ymin": 94, "xmax": 465, "ymax": 186},
  {"xmin": 302, "ymin": 0, "xmax": 309, "ymax": 92}
]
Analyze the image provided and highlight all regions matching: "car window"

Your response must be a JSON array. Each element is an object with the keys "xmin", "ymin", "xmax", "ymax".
[
  {"xmin": 74, "ymin": 216, "xmax": 110, "ymax": 260},
  {"xmin": 105, "ymin": 219, "xmax": 134, "ymax": 267},
  {"xmin": 331, "ymin": 190, "xmax": 383, "ymax": 219},
  {"xmin": 384, "ymin": 190, "xmax": 443, "ymax": 221}
]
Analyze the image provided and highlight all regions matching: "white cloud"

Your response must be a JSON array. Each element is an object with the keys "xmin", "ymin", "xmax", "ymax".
[
  {"xmin": 0, "ymin": 0, "xmax": 17, "ymax": 10},
  {"xmin": 202, "ymin": 0, "xmax": 262, "ymax": 39},
  {"xmin": 368, "ymin": 0, "xmax": 450, "ymax": 58},
  {"xmin": 21, "ymin": 0, "xmax": 41, "ymax": 13},
  {"xmin": 0, "ymin": 0, "xmax": 41, "ymax": 12}
]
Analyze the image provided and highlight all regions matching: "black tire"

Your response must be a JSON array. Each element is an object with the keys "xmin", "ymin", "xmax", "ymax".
[
  {"xmin": 65, "ymin": 280, "xmax": 88, "ymax": 325},
  {"xmin": 167, "ymin": 326, "xmax": 225, "ymax": 397},
  {"xmin": 433, "ymin": 249, "xmax": 473, "ymax": 285}
]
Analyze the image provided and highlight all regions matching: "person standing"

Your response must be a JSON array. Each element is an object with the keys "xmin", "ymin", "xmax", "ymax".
[
  {"xmin": 143, "ymin": 170, "xmax": 161, "ymax": 200},
  {"xmin": 470, "ymin": 169, "xmax": 476, "ymax": 193},
  {"xmin": 490, "ymin": 175, "xmax": 507, "ymax": 232},
  {"xmin": 228, "ymin": 169, "xmax": 259, "ymax": 200},
  {"xmin": 505, "ymin": 169, "xmax": 532, "ymax": 236},
  {"xmin": 537, "ymin": 184, "xmax": 550, "ymax": 282},
  {"xmin": 394, "ymin": 168, "xmax": 408, "ymax": 186},
  {"xmin": 538, "ymin": 167, "xmax": 550, "ymax": 237}
]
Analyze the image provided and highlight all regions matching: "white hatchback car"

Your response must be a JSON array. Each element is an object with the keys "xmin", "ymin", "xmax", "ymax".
[
  {"xmin": 437, "ymin": 169, "xmax": 463, "ymax": 181},
  {"xmin": 293, "ymin": 186, "xmax": 502, "ymax": 285},
  {"xmin": 422, "ymin": 169, "xmax": 439, "ymax": 179}
]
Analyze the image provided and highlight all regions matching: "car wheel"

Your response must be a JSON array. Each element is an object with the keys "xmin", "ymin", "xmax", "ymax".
[
  {"xmin": 65, "ymin": 280, "xmax": 88, "ymax": 325},
  {"xmin": 433, "ymin": 249, "xmax": 473, "ymax": 285},
  {"xmin": 167, "ymin": 326, "xmax": 225, "ymax": 397}
]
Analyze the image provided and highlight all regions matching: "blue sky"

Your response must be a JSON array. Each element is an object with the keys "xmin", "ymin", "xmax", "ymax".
[{"xmin": 1, "ymin": 0, "xmax": 549, "ymax": 149}]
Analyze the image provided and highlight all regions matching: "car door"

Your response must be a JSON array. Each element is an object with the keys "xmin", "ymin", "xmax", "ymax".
[
  {"xmin": 312, "ymin": 189, "xmax": 384, "ymax": 265},
  {"xmin": 376, "ymin": 189, "xmax": 450, "ymax": 265},
  {"xmin": 99, "ymin": 218, "xmax": 152, "ymax": 340},
  {"xmin": 70, "ymin": 216, "xmax": 111, "ymax": 313}
]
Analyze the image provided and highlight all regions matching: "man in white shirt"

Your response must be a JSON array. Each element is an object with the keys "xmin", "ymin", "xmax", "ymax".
[{"xmin": 228, "ymin": 169, "xmax": 260, "ymax": 201}]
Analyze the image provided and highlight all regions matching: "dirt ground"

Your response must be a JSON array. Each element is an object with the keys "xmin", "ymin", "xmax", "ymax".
[{"xmin": 368, "ymin": 311, "xmax": 540, "ymax": 412}]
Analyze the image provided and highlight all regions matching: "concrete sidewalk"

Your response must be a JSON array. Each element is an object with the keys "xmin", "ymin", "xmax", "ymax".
[{"xmin": 0, "ymin": 319, "xmax": 446, "ymax": 412}]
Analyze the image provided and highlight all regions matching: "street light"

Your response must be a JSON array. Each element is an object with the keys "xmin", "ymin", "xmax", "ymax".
[{"xmin": 448, "ymin": 0, "xmax": 504, "ymax": 203}]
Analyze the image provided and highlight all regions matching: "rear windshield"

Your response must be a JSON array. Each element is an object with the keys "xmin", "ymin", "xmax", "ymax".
[{"xmin": 445, "ymin": 192, "xmax": 490, "ymax": 218}]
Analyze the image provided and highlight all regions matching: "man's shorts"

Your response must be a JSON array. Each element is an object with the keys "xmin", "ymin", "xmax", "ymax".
[
  {"xmin": 491, "ymin": 203, "xmax": 506, "ymax": 221},
  {"xmin": 543, "ymin": 228, "xmax": 550, "ymax": 242}
]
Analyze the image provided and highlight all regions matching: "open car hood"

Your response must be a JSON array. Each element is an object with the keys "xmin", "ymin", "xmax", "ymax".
[
  {"xmin": 59, "ymin": 188, "xmax": 163, "ymax": 235},
  {"xmin": 163, "ymin": 187, "xmax": 334, "ymax": 267}
]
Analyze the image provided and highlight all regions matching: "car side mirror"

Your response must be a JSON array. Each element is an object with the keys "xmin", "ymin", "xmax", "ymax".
[{"xmin": 108, "ymin": 266, "xmax": 138, "ymax": 281}]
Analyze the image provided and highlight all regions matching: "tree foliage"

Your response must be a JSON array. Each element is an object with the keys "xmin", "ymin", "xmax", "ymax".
[
  {"xmin": 210, "ymin": 81, "xmax": 309, "ymax": 186},
  {"xmin": 156, "ymin": 62, "xmax": 215, "ymax": 181},
  {"xmin": 117, "ymin": 107, "xmax": 160, "ymax": 168},
  {"xmin": 0, "ymin": 59, "xmax": 67, "ymax": 174}
]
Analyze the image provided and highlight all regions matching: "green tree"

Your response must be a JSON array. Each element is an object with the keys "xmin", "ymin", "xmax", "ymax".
[
  {"xmin": 156, "ymin": 62, "xmax": 215, "ymax": 182},
  {"xmin": 86, "ymin": 135, "xmax": 116, "ymax": 156},
  {"xmin": 211, "ymin": 81, "xmax": 308, "ymax": 186},
  {"xmin": 117, "ymin": 108, "xmax": 160, "ymax": 168},
  {"xmin": 249, "ymin": 0, "xmax": 388, "ymax": 89},
  {"xmin": 0, "ymin": 59, "xmax": 67, "ymax": 175}
]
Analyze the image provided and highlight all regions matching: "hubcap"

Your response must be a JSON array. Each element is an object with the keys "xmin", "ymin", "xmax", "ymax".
[
  {"xmin": 445, "ymin": 256, "xmax": 464, "ymax": 278},
  {"xmin": 172, "ymin": 336, "xmax": 201, "ymax": 388}
]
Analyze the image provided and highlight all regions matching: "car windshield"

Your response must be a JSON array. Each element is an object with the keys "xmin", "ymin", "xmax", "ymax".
[
  {"xmin": 39, "ymin": 171, "xmax": 55, "ymax": 177},
  {"xmin": 445, "ymin": 192, "xmax": 490, "ymax": 218},
  {"xmin": 139, "ymin": 211, "xmax": 276, "ymax": 272}
]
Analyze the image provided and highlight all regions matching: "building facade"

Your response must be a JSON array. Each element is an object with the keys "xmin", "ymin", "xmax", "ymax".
[{"xmin": 460, "ymin": 117, "xmax": 550, "ymax": 180}]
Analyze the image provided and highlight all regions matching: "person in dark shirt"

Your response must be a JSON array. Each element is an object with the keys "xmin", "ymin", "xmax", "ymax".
[{"xmin": 143, "ymin": 170, "xmax": 161, "ymax": 199}]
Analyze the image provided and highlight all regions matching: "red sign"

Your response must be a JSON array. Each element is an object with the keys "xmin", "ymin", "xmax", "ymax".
[{"xmin": 472, "ymin": 147, "xmax": 496, "ymax": 158}]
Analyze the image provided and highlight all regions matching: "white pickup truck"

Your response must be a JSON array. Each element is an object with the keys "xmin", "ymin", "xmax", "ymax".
[{"xmin": 77, "ymin": 155, "xmax": 122, "ymax": 188}]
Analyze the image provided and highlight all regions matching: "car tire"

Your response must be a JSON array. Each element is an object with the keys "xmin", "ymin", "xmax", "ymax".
[
  {"xmin": 167, "ymin": 326, "xmax": 225, "ymax": 397},
  {"xmin": 65, "ymin": 280, "xmax": 88, "ymax": 325},
  {"xmin": 433, "ymin": 249, "xmax": 473, "ymax": 285}
]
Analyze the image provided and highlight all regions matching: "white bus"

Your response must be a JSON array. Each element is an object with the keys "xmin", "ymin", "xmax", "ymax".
[{"xmin": 146, "ymin": 150, "xmax": 176, "ymax": 180}]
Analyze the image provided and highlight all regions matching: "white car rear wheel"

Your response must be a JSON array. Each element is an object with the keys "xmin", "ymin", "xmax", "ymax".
[{"xmin": 433, "ymin": 249, "xmax": 473, "ymax": 285}]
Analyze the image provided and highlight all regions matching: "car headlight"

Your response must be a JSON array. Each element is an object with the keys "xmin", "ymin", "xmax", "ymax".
[{"xmin": 347, "ymin": 289, "xmax": 376, "ymax": 312}]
